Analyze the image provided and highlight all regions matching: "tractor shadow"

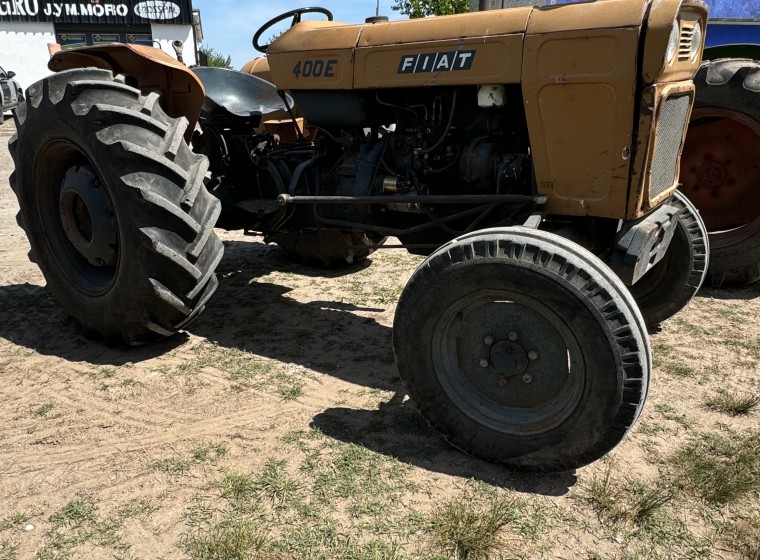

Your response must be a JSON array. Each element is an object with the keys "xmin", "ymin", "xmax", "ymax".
[
  {"xmin": 1, "ymin": 238, "xmax": 577, "ymax": 493},
  {"xmin": 0, "ymin": 282, "xmax": 187, "ymax": 365},
  {"xmin": 311, "ymin": 397, "xmax": 578, "ymax": 496},
  {"xmin": 699, "ymin": 283, "xmax": 760, "ymax": 301},
  {"xmin": 187, "ymin": 238, "xmax": 401, "ymax": 393}
]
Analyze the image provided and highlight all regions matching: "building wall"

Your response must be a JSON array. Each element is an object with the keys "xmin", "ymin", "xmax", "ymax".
[
  {"xmin": 0, "ymin": 22, "xmax": 56, "ymax": 91},
  {"xmin": 152, "ymin": 23, "xmax": 196, "ymax": 65},
  {"xmin": 0, "ymin": 22, "xmax": 195, "ymax": 94}
]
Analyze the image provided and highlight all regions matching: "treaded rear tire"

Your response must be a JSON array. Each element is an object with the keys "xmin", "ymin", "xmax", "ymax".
[
  {"xmin": 681, "ymin": 58, "xmax": 760, "ymax": 287},
  {"xmin": 629, "ymin": 191, "xmax": 709, "ymax": 326},
  {"xmin": 393, "ymin": 227, "xmax": 651, "ymax": 473},
  {"xmin": 9, "ymin": 68, "xmax": 223, "ymax": 345}
]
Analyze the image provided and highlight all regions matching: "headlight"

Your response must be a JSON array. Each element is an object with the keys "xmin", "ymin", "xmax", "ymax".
[
  {"xmin": 690, "ymin": 21, "xmax": 702, "ymax": 61},
  {"xmin": 666, "ymin": 20, "xmax": 679, "ymax": 63}
]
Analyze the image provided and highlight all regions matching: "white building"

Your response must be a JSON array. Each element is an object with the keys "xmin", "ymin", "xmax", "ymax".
[{"xmin": 0, "ymin": 0, "xmax": 202, "ymax": 91}]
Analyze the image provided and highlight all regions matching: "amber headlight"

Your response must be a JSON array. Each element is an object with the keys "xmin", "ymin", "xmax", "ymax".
[
  {"xmin": 666, "ymin": 20, "xmax": 679, "ymax": 63},
  {"xmin": 690, "ymin": 21, "xmax": 702, "ymax": 60}
]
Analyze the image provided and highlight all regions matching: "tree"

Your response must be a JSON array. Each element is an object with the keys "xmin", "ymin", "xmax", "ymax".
[
  {"xmin": 199, "ymin": 45, "xmax": 233, "ymax": 69},
  {"xmin": 391, "ymin": 0, "xmax": 469, "ymax": 18}
]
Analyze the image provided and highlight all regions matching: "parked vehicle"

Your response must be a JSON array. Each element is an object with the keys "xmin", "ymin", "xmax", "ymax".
[
  {"xmin": 8, "ymin": 0, "xmax": 708, "ymax": 472},
  {"xmin": 0, "ymin": 65, "xmax": 22, "ymax": 123}
]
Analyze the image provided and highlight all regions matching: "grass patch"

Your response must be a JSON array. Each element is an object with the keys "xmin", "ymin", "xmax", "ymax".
[
  {"xmin": 182, "ymin": 518, "xmax": 267, "ymax": 560},
  {"xmin": 152, "ymin": 441, "xmax": 228, "ymax": 475},
  {"xmin": 256, "ymin": 458, "xmax": 301, "ymax": 506},
  {"xmin": 426, "ymin": 484, "xmax": 523, "ymax": 560},
  {"xmin": 0, "ymin": 513, "xmax": 29, "ymax": 532},
  {"xmin": 720, "ymin": 515, "xmax": 760, "ymax": 560},
  {"xmin": 582, "ymin": 466, "xmax": 673, "ymax": 526},
  {"xmin": 33, "ymin": 403, "xmax": 54, "ymax": 417},
  {"xmin": 673, "ymin": 430, "xmax": 760, "ymax": 504},
  {"xmin": 705, "ymin": 390, "xmax": 759, "ymax": 417},
  {"xmin": 0, "ymin": 540, "xmax": 18, "ymax": 560}
]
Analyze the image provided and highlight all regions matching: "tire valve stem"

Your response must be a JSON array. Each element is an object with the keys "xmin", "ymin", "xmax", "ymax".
[{"xmin": 499, "ymin": 376, "xmax": 508, "ymax": 386}]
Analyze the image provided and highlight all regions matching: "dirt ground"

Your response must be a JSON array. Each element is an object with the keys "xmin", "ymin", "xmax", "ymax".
[{"xmin": 1, "ymin": 114, "xmax": 758, "ymax": 560}]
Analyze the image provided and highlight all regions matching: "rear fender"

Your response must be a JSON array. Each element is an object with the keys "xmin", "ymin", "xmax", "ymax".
[{"xmin": 48, "ymin": 44, "xmax": 204, "ymax": 141}]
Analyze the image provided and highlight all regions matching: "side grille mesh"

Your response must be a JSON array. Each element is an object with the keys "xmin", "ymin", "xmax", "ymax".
[{"xmin": 650, "ymin": 94, "xmax": 691, "ymax": 200}]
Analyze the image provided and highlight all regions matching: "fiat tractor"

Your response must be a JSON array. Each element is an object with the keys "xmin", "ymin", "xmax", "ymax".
[{"xmin": 8, "ymin": 0, "xmax": 708, "ymax": 472}]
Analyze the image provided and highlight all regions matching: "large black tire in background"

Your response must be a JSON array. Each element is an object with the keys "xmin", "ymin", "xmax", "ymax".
[
  {"xmin": 629, "ymin": 191, "xmax": 709, "ymax": 327},
  {"xmin": 393, "ymin": 227, "xmax": 651, "ymax": 473},
  {"xmin": 9, "ymin": 69, "xmax": 223, "ymax": 345},
  {"xmin": 681, "ymin": 58, "xmax": 760, "ymax": 287}
]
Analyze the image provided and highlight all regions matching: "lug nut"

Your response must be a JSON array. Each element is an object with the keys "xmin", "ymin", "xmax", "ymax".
[
  {"xmin": 484, "ymin": 335, "xmax": 495, "ymax": 346},
  {"xmin": 522, "ymin": 374, "xmax": 533, "ymax": 384},
  {"xmin": 479, "ymin": 358, "xmax": 490, "ymax": 368},
  {"xmin": 508, "ymin": 331, "xmax": 518, "ymax": 341},
  {"xmin": 528, "ymin": 350, "xmax": 539, "ymax": 361}
]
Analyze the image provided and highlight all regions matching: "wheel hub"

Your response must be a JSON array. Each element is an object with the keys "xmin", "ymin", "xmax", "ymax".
[
  {"xmin": 489, "ymin": 339, "xmax": 529, "ymax": 377},
  {"xmin": 58, "ymin": 165, "xmax": 117, "ymax": 267}
]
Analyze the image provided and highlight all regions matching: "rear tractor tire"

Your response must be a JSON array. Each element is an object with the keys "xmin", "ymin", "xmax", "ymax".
[
  {"xmin": 680, "ymin": 58, "xmax": 760, "ymax": 287},
  {"xmin": 629, "ymin": 191, "xmax": 709, "ymax": 327},
  {"xmin": 9, "ymin": 69, "xmax": 223, "ymax": 345},
  {"xmin": 393, "ymin": 227, "xmax": 651, "ymax": 473}
]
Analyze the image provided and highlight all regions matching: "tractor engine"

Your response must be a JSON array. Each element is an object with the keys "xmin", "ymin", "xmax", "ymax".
[{"xmin": 195, "ymin": 83, "xmax": 534, "ymax": 250}]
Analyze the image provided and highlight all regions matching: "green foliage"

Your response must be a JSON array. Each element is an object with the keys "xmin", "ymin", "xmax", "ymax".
[
  {"xmin": 392, "ymin": 0, "xmax": 469, "ymax": 18},
  {"xmin": 199, "ymin": 45, "xmax": 233, "ymax": 69}
]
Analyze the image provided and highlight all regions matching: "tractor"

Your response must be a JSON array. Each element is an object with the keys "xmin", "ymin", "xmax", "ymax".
[{"xmin": 8, "ymin": 0, "xmax": 708, "ymax": 472}]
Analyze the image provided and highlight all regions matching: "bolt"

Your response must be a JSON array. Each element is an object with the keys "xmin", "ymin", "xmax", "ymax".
[
  {"xmin": 484, "ymin": 335, "xmax": 495, "ymax": 346},
  {"xmin": 508, "ymin": 331, "xmax": 518, "ymax": 341},
  {"xmin": 522, "ymin": 374, "xmax": 533, "ymax": 384},
  {"xmin": 479, "ymin": 358, "xmax": 490, "ymax": 368},
  {"xmin": 528, "ymin": 350, "xmax": 539, "ymax": 361},
  {"xmin": 499, "ymin": 376, "xmax": 508, "ymax": 386}
]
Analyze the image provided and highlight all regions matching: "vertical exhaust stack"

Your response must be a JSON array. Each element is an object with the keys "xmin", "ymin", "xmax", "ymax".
[{"xmin": 172, "ymin": 40, "xmax": 185, "ymax": 64}]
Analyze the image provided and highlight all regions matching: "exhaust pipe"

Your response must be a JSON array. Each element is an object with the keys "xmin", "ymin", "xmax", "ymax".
[{"xmin": 172, "ymin": 40, "xmax": 184, "ymax": 64}]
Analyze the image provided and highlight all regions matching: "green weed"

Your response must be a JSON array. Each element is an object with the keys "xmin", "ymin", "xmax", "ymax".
[
  {"xmin": 673, "ymin": 430, "xmax": 760, "ymax": 504},
  {"xmin": 705, "ymin": 390, "xmax": 759, "ymax": 417}
]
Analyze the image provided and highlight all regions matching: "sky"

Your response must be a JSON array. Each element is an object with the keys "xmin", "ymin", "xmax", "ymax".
[{"xmin": 192, "ymin": 0, "xmax": 406, "ymax": 70}]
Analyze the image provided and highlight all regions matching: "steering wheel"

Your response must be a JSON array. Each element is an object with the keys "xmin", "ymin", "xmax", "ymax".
[{"xmin": 252, "ymin": 7, "xmax": 334, "ymax": 53}]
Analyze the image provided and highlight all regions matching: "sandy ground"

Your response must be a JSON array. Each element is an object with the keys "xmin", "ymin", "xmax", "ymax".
[{"xmin": 1, "ymin": 114, "xmax": 758, "ymax": 559}]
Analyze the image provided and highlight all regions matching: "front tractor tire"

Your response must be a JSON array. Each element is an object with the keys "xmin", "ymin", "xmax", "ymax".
[
  {"xmin": 9, "ymin": 69, "xmax": 223, "ymax": 345},
  {"xmin": 629, "ymin": 191, "xmax": 709, "ymax": 327},
  {"xmin": 681, "ymin": 58, "xmax": 760, "ymax": 287},
  {"xmin": 393, "ymin": 228, "xmax": 651, "ymax": 473}
]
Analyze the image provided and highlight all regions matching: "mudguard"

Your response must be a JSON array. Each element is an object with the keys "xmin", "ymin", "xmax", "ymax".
[{"xmin": 48, "ymin": 44, "xmax": 204, "ymax": 141}]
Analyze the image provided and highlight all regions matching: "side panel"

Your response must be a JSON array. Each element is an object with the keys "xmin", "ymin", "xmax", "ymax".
[
  {"xmin": 353, "ymin": 35, "xmax": 523, "ymax": 88},
  {"xmin": 522, "ymin": 27, "xmax": 641, "ymax": 218}
]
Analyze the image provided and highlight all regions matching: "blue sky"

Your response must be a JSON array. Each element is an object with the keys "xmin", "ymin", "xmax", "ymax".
[{"xmin": 193, "ymin": 0, "xmax": 406, "ymax": 69}]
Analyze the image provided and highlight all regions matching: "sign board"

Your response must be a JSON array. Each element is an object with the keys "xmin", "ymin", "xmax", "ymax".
[{"xmin": 0, "ymin": 0, "xmax": 193, "ymax": 25}]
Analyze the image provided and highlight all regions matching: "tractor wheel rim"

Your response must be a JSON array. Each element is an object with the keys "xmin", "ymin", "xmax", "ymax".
[
  {"xmin": 431, "ymin": 289, "xmax": 585, "ymax": 436},
  {"xmin": 36, "ymin": 141, "xmax": 120, "ymax": 296},
  {"xmin": 59, "ymin": 165, "xmax": 118, "ymax": 268},
  {"xmin": 681, "ymin": 108, "xmax": 760, "ymax": 246}
]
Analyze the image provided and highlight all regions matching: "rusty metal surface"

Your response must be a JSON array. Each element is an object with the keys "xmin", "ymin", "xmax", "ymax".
[
  {"xmin": 48, "ymin": 44, "xmax": 205, "ymax": 140},
  {"xmin": 681, "ymin": 110, "xmax": 760, "ymax": 231}
]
